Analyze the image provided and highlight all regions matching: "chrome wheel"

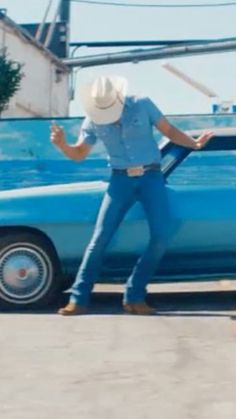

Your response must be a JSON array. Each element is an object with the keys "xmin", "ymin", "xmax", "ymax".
[{"xmin": 0, "ymin": 242, "xmax": 53, "ymax": 305}]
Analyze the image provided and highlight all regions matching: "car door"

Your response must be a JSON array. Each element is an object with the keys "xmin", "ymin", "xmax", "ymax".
[{"xmin": 161, "ymin": 133, "xmax": 236, "ymax": 280}]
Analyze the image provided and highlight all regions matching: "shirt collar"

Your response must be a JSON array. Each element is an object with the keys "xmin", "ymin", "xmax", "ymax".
[{"xmin": 124, "ymin": 96, "xmax": 133, "ymax": 108}]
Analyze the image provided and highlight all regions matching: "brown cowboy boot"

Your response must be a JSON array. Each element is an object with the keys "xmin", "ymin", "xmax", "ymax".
[
  {"xmin": 58, "ymin": 302, "xmax": 87, "ymax": 316},
  {"xmin": 123, "ymin": 302, "xmax": 156, "ymax": 315}
]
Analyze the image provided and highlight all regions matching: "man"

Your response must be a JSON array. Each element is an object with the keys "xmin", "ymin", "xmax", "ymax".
[{"xmin": 51, "ymin": 75, "xmax": 213, "ymax": 316}]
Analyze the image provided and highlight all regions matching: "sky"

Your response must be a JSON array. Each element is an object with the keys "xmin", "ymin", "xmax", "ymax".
[{"xmin": 1, "ymin": 0, "xmax": 236, "ymax": 116}]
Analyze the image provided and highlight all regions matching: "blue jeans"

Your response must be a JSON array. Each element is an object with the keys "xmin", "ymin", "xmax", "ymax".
[{"xmin": 70, "ymin": 170, "xmax": 172, "ymax": 306}]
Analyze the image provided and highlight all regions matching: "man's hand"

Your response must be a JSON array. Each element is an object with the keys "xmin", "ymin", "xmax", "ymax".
[
  {"xmin": 50, "ymin": 124, "xmax": 66, "ymax": 149},
  {"xmin": 50, "ymin": 123, "xmax": 92, "ymax": 161},
  {"xmin": 193, "ymin": 130, "xmax": 214, "ymax": 150}
]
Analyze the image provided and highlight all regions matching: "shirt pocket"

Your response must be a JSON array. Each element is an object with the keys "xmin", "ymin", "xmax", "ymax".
[{"xmin": 124, "ymin": 114, "xmax": 147, "ymax": 138}]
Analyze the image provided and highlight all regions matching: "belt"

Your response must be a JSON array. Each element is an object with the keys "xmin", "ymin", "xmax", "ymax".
[{"xmin": 112, "ymin": 163, "xmax": 161, "ymax": 177}]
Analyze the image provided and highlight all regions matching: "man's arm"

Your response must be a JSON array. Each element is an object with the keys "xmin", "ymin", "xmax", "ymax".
[
  {"xmin": 156, "ymin": 116, "xmax": 214, "ymax": 149},
  {"xmin": 50, "ymin": 124, "xmax": 93, "ymax": 160}
]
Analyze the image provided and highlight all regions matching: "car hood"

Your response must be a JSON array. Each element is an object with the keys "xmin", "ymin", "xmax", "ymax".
[
  {"xmin": 0, "ymin": 180, "xmax": 107, "ymax": 199},
  {"xmin": 0, "ymin": 181, "xmax": 108, "ymax": 225}
]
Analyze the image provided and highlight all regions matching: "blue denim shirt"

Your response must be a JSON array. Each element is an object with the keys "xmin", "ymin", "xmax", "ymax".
[{"xmin": 80, "ymin": 96, "xmax": 163, "ymax": 169}]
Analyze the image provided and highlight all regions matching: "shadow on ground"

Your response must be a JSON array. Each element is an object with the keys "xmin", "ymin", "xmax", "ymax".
[
  {"xmin": 91, "ymin": 290, "xmax": 236, "ymax": 319},
  {"xmin": 2, "ymin": 290, "xmax": 236, "ymax": 320}
]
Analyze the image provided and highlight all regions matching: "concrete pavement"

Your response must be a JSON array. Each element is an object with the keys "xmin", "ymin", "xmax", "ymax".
[{"xmin": 1, "ymin": 285, "xmax": 236, "ymax": 419}]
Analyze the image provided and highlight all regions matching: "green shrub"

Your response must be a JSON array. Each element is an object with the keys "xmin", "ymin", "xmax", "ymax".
[{"xmin": 0, "ymin": 50, "xmax": 23, "ymax": 114}]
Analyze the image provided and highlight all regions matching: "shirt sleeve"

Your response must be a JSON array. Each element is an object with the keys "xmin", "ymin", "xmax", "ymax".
[
  {"xmin": 79, "ymin": 117, "xmax": 97, "ymax": 145},
  {"xmin": 144, "ymin": 97, "xmax": 164, "ymax": 125}
]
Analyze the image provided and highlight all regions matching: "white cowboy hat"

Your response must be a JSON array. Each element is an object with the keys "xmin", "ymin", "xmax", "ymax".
[{"xmin": 79, "ymin": 75, "xmax": 128, "ymax": 124}]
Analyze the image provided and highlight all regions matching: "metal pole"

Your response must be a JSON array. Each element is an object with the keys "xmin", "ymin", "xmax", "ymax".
[
  {"xmin": 62, "ymin": 38, "xmax": 236, "ymax": 68},
  {"xmin": 60, "ymin": 0, "xmax": 71, "ymax": 22},
  {"xmin": 68, "ymin": 39, "xmax": 222, "ymax": 49},
  {"xmin": 35, "ymin": 0, "xmax": 53, "ymax": 42},
  {"xmin": 162, "ymin": 62, "xmax": 218, "ymax": 98},
  {"xmin": 60, "ymin": 0, "xmax": 71, "ymax": 58},
  {"xmin": 44, "ymin": 0, "xmax": 62, "ymax": 49}
]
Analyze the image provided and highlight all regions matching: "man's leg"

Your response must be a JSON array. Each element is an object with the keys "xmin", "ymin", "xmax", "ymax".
[
  {"xmin": 66, "ymin": 174, "xmax": 136, "ymax": 308},
  {"xmin": 124, "ymin": 171, "xmax": 174, "ymax": 307}
]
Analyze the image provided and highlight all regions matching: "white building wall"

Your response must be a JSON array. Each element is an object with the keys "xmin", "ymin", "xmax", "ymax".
[{"xmin": 0, "ymin": 19, "xmax": 70, "ymax": 117}]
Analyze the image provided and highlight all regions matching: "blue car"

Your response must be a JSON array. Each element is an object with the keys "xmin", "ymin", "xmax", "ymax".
[{"xmin": 0, "ymin": 114, "xmax": 236, "ymax": 310}]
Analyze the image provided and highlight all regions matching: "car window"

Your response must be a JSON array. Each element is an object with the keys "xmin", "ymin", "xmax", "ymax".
[{"xmin": 168, "ymin": 149, "xmax": 236, "ymax": 186}]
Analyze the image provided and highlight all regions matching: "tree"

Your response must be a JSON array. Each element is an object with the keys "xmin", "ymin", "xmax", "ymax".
[{"xmin": 0, "ymin": 50, "xmax": 23, "ymax": 115}]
